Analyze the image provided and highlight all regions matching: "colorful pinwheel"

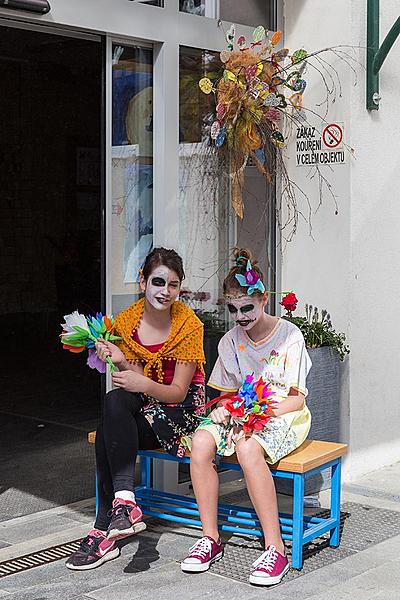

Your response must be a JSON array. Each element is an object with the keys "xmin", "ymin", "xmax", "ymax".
[{"xmin": 200, "ymin": 374, "xmax": 277, "ymax": 443}]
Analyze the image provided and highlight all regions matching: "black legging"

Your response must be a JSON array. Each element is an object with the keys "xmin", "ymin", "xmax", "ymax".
[{"xmin": 94, "ymin": 388, "xmax": 159, "ymax": 531}]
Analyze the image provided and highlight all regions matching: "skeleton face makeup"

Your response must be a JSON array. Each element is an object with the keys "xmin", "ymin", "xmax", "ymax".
[
  {"xmin": 143, "ymin": 266, "xmax": 180, "ymax": 311},
  {"xmin": 226, "ymin": 295, "xmax": 265, "ymax": 330}
]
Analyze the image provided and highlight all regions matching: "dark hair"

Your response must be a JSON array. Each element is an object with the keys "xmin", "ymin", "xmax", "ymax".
[
  {"xmin": 223, "ymin": 247, "xmax": 265, "ymax": 296},
  {"xmin": 142, "ymin": 247, "xmax": 185, "ymax": 282}
]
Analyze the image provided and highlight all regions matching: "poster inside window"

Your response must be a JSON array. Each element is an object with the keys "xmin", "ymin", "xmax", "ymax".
[{"xmin": 112, "ymin": 45, "xmax": 153, "ymax": 286}]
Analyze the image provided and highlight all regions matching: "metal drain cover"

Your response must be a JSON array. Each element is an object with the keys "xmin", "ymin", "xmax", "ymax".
[{"xmin": 0, "ymin": 539, "xmax": 81, "ymax": 578}]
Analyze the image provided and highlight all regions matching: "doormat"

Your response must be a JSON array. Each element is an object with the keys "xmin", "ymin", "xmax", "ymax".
[{"xmin": 209, "ymin": 501, "xmax": 400, "ymax": 585}]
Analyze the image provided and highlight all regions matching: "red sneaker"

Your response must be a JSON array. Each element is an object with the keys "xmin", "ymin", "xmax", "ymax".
[
  {"xmin": 107, "ymin": 498, "xmax": 147, "ymax": 541},
  {"xmin": 249, "ymin": 545, "xmax": 289, "ymax": 586},
  {"xmin": 181, "ymin": 536, "xmax": 223, "ymax": 573},
  {"xmin": 66, "ymin": 529, "xmax": 120, "ymax": 570}
]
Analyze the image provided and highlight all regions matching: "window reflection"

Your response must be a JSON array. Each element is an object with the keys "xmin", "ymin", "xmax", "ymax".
[
  {"xmin": 180, "ymin": 0, "xmax": 218, "ymax": 17},
  {"xmin": 179, "ymin": 46, "xmax": 234, "ymax": 374},
  {"xmin": 111, "ymin": 45, "xmax": 153, "ymax": 311},
  {"xmin": 180, "ymin": 0, "xmax": 206, "ymax": 16}
]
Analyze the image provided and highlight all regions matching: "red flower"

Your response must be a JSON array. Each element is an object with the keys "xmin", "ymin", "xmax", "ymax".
[
  {"xmin": 242, "ymin": 413, "xmax": 272, "ymax": 433},
  {"xmin": 280, "ymin": 292, "xmax": 298, "ymax": 314},
  {"xmin": 222, "ymin": 396, "xmax": 245, "ymax": 418}
]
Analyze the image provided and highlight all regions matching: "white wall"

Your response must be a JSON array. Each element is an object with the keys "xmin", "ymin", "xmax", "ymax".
[
  {"xmin": 348, "ymin": 1, "xmax": 400, "ymax": 479},
  {"xmin": 283, "ymin": 0, "xmax": 400, "ymax": 481}
]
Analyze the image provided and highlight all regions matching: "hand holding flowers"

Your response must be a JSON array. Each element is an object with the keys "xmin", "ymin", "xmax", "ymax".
[
  {"xmin": 209, "ymin": 405, "xmax": 231, "ymax": 425},
  {"xmin": 200, "ymin": 374, "xmax": 277, "ymax": 452},
  {"xmin": 60, "ymin": 310, "xmax": 121, "ymax": 373},
  {"xmin": 95, "ymin": 339, "xmax": 126, "ymax": 369}
]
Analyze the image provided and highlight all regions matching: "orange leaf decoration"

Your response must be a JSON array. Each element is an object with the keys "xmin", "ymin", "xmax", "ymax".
[
  {"xmin": 63, "ymin": 344, "xmax": 85, "ymax": 353},
  {"xmin": 271, "ymin": 31, "xmax": 282, "ymax": 46},
  {"xmin": 104, "ymin": 315, "xmax": 114, "ymax": 333}
]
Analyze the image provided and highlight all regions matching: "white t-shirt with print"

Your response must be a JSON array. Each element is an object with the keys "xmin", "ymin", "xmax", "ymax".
[{"xmin": 208, "ymin": 318, "xmax": 312, "ymax": 400}]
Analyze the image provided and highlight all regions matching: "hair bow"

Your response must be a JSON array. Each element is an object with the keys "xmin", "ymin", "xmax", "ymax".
[{"xmin": 235, "ymin": 260, "xmax": 266, "ymax": 295}]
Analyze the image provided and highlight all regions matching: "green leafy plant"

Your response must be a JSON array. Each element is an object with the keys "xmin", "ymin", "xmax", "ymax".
[
  {"xmin": 179, "ymin": 289, "xmax": 227, "ymax": 338},
  {"xmin": 195, "ymin": 309, "xmax": 226, "ymax": 338},
  {"xmin": 282, "ymin": 299, "xmax": 350, "ymax": 361}
]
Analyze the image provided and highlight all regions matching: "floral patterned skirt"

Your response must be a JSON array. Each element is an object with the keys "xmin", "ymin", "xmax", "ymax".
[
  {"xmin": 195, "ymin": 404, "xmax": 311, "ymax": 464},
  {"xmin": 141, "ymin": 383, "xmax": 205, "ymax": 458}
]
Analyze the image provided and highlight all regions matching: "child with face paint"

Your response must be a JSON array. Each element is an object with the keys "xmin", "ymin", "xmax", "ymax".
[
  {"xmin": 66, "ymin": 248, "xmax": 205, "ymax": 571},
  {"xmin": 181, "ymin": 248, "xmax": 312, "ymax": 586}
]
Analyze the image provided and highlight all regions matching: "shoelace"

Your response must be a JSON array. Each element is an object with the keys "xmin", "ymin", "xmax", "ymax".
[
  {"xmin": 188, "ymin": 537, "xmax": 212, "ymax": 558},
  {"xmin": 252, "ymin": 546, "xmax": 278, "ymax": 572},
  {"xmin": 108, "ymin": 503, "xmax": 131, "ymax": 519},
  {"xmin": 79, "ymin": 535, "xmax": 102, "ymax": 554},
  {"xmin": 113, "ymin": 505, "xmax": 125, "ymax": 516}
]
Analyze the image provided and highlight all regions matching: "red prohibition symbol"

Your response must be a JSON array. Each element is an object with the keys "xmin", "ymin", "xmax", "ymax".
[{"xmin": 322, "ymin": 123, "xmax": 343, "ymax": 148}]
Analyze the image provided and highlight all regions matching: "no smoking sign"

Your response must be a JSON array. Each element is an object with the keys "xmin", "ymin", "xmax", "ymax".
[
  {"xmin": 322, "ymin": 123, "xmax": 343, "ymax": 149},
  {"xmin": 296, "ymin": 121, "xmax": 346, "ymax": 166}
]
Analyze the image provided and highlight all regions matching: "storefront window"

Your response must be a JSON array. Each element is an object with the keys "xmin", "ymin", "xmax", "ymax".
[
  {"xmin": 180, "ymin": 0, "xmax": 274, "ymax": 29},
  {"xmin": 111, "ymin": 44, "xmax": 153, "ymax": 313}
]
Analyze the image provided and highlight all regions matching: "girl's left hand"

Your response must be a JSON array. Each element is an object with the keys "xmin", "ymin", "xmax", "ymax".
[
  {"xmin": 112, "ymin": 370, "xmax": 149, "ymax": 394},
  {"xmin": 227, "ymin": 425, "xmax": 245, "ymax": 448}
]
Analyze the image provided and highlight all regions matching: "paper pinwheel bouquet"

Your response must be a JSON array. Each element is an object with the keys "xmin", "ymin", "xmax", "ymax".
[
  {"xmin": 223, "ymin": 374, "xmax": 276, "ymax": 432},
  {"xmin": 201, "ymin": 374, "xmax": 277, "ymax": 439},
  {"xmin": 60, "ymin": 311, "xmax": 120, "ymax": 373}
]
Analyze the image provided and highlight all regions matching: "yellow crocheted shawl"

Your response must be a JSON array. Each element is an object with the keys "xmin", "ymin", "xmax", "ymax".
[{"xmin": 115, "ymin": 297, "xmax": 205, "ymax": 382}]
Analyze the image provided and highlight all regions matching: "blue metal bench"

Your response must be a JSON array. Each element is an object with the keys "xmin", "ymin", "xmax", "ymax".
[{"xmin": 89, "ymin": 434, "xmax": 347, "ymax": 570}]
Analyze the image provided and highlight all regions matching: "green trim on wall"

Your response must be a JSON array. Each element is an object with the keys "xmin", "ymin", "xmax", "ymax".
[{"xmin": 366, "ymin": 0, "xmax": 400, "ymax": 110}]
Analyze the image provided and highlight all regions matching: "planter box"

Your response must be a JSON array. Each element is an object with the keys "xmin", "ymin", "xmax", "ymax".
[
  {"xmin": 203, "ymin": 334, "xmax": 222, "ymax": 382},
  {"xmin": 275, "ymin": 346, "xmax": 340, "ymax": 496}
]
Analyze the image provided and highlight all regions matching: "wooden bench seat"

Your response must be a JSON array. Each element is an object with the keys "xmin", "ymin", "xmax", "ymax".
[
  {"xmin": 88, "ymin": 432, "xmax": 346, "ymax": 474},
  {"xmin": 88, "ymin": 430, "xmax": 347, "ymax": 569}
]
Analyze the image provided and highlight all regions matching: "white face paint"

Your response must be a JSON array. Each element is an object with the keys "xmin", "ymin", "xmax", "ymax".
[
  {"xmin": 225, "ymin": 295, "xmax": 264, "ymax": 331},
  {"xmin": 144, "ymin": 266, "xmax": 180, "ymax": 311}
]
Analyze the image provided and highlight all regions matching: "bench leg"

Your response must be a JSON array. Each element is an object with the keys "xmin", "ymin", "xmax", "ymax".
[
  {"xmin": 329, "ymin": 459, "xmax": 342, "ymax": 547},
  {"xmin": 291, "ymin": 473, "xmax": 305, "ymax": 569},
  {"xmin": 140, "ymin": 455, "xmax": 152, "ymax": 489}
]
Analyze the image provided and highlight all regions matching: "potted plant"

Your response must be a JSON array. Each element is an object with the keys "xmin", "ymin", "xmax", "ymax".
[{"xmin": 278, "ymin": 293, "xmax": 350, "ymax": 496}]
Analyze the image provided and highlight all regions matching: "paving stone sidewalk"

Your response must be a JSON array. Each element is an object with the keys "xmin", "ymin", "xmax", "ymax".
[{"xmin": 0, "ymin": 463, "xmax": 399, "ymax": 600}]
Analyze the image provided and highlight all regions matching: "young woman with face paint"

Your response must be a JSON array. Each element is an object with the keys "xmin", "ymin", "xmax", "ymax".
[
  {"xmin": 181, "ymin": 248, "xmax": 312, "ymax": 587},
  {"xmin": 67, "ymin": 248, "xmax": 205, "ymax": 571}
]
